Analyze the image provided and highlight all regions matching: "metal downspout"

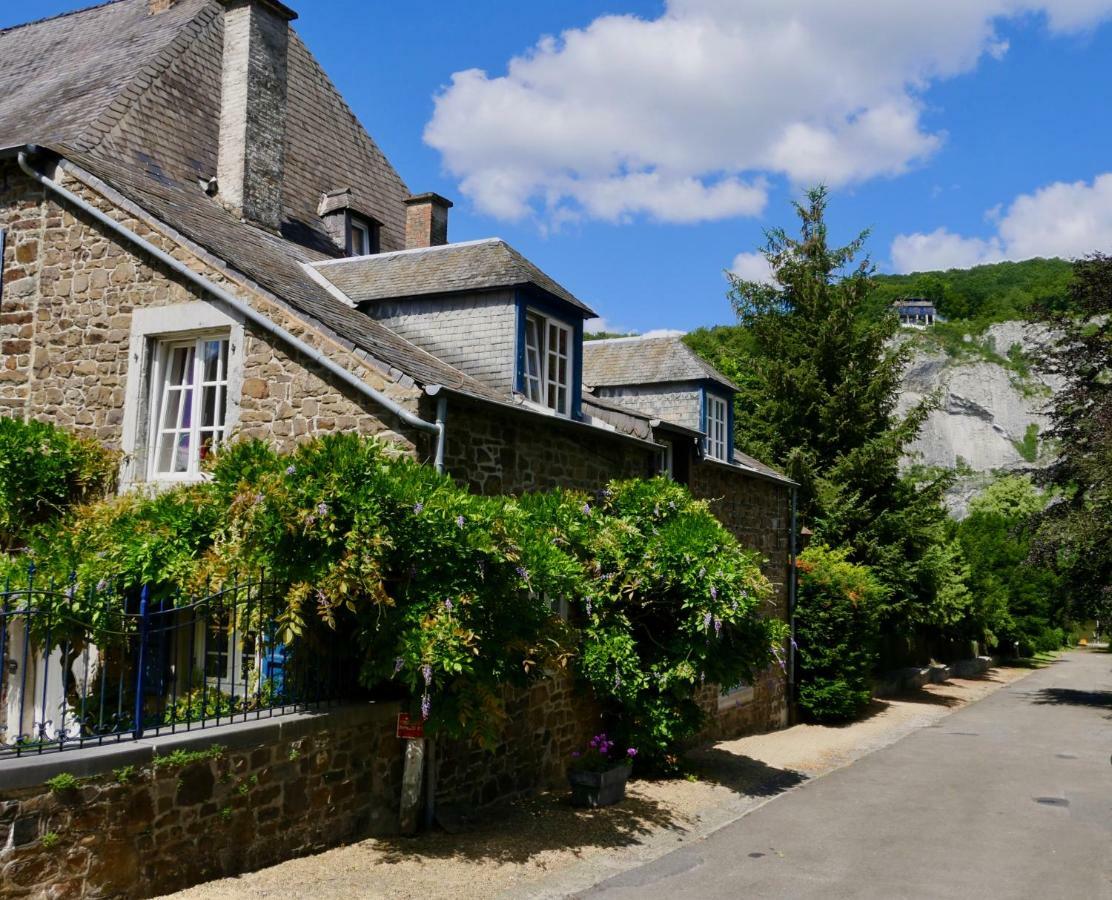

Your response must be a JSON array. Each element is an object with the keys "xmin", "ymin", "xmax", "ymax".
[{"xmin": 17, "ymin": 147, "xmax": 447, "ymax": 472}]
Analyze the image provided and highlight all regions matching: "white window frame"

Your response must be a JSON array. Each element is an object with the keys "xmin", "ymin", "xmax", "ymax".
[
  {"xmin": 122, "ymin": 303, "xmax": 245, "ymax": 488},
  {"xmin": 705, "ymin": 392, "xmax": 729, "ymax": 462},
  {"xmin": 522, "ymin": 310, "xmax": 574, "ymax": 417},
  {"xmin": 147, "ymin": 334, "xmax": 231, "ymax": 481},
  {"xmin": 349, "ymin": 219, "xmax": 372, "ymax": 257},
  {"xmin": 195, "ymin": 613, "xmax": 256, "ymax": 696}
]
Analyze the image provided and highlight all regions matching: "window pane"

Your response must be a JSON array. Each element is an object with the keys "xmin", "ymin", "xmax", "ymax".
[
  {"xmin": 202, "ymin": 340, "xmax": 222, "ymax": 383},
  {"xmin": 173, "ymin": 431, "xmax": 191, "ymax": 473},
  {"xmin": 202, "ymin": 384, "xmax": 218, "ymax": 428}
]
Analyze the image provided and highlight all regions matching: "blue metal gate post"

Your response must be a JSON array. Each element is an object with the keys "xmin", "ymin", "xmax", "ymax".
[{"xmin": 133, "ymin": 585, "xmax": 150, "ymax": 739}]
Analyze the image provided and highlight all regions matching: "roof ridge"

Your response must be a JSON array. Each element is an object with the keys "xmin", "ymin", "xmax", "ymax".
[
  {"xmin": 310, "ymin": 237, "xmax": 503, "ymax": 268},
  {"xmin": 76, "ymin": 1, "xmax": 219, "ymax": 154},
  {"xmin": 586, "ymin": 334, "xmax": 682, "ymax": 345},
  {"xmin": 0, "ymin": 0, "xmax": 126, "ymax": 37}
]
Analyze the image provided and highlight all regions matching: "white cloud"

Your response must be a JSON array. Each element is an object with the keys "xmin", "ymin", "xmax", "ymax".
[
  {"xmin": 891, "ymin": 173, "xmax": 1112, "ymax": 271},
  {"xmin": 426, "ymin": 0, "xmax": 1112, "ymax": 226},
  {"xmin": 640, "ymin": 328, "xmax": 687, "ymax": 339},
  {"xmin": 729, "ymin": 251, "xmax": 778, "ymax": 285}
]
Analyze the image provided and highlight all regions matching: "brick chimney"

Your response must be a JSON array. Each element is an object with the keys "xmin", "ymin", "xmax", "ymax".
[
  {"xmin": 404, "ymin": 193, "xmax": 453, "ymax": 249},
  {"xmin": 216, "ymin": 0, "xmax": 298, "ymax": 230}
]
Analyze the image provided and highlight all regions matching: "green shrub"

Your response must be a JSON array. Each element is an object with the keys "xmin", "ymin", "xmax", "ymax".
[
  {"xmin": 795, "ymin": 545, "xmax": 885, "ymax": 723},
  {"xmin": 0, "ymin": 417, "xmax": 117, "ymax": 549},
  {"xmin": 12, "ymin": 434, "xmax": 782, "ymax": 765}
]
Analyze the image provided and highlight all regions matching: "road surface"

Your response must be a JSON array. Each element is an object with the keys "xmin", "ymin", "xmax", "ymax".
[{"xmin": 581, "ymin": 649, "xmax": 1112, "ymax": 899}]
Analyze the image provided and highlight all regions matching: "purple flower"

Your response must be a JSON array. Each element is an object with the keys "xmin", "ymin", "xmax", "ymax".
[
  {"xmin": 516, "ymin": 566, "xmax": 529, "ymax": 580},
  {"xmin": 285, "ymin": 465, "xmax": 297, "ymax": 476},
  {"xmin": 714, "ymin": 616, "xmax": 723, "ymax": 636},
  {"xmin": 413, "ymin": 502, "xmax": 424, "ymax": 514},
  {"xmin": 305, "ymin": 514, "xmax": 316, "ymax": 526},
  {"xmin": 790, "ymin": 637, "xmax": 799, "ymax": 651},
  {"xmin": 589, "ymin": 738, "xmax": 598, "ymax": 749},
  {"xmin": 731, "ymin": 600, "xmax": 739, "ymax": 613},
  {"xmin": 585, "ymin": 598, "xmax": 593, "ymax": 616},
  {"xmin": 698, "ymin": 567, "xmax": 706, "ymax": 579},
  {"xmin": 65, "ymin": 584, "xmax": 77, "ymax": 600},
  {"xmin": 96, "ymin": 579, "xmax": 108, "ymax": 593},
  {"xmin": 456, "ymin": 515, "xmax": 465, "ymax": 529},
  {"xmin": 317, "ymin": 502, "xmax": 329, "ymax": 517},
  {"xmin": 393, "ymin": 657, "xmax": 404, "ymax": 674},
  {"xmin": 653, "ymin": 503, "xmax": 661, "ymax": 517},
  {"xmin": 710, "ymin": 586, "xmax": 718, "ymax": 600},
  {"xmin": 627, "ymin": 748, "xmax": 638, "ymax": 758},
  {"xmin": 421, "ymin": 693, "xmax": 431, "ymax": 720},
  {"xmin": 571, "ymin": 751, "xmax": 581, "ymax": 759},
  {"xmin": 253, "ymin": 493, "xmax": 265, "ymax": 506},
  {"xmin": 668, "ymin": 500, "xmax": 677, "ymax": 510},
  {"xmin": 582, "ymin": 503, "xmax": 592, "ymax": 515},
  {"xmin": 703, "ymin": 611, "xmax": 713, "ymax": 630},
  {"xmin": 422, "ymin": 664, "xmax": 433, "ymax": 686},
  {"xmin": 614, "ymin": 674, "xmax": 622, "ymax": 689},
  {"xmin": 444, "ymin": 598, "xmax": 454, "ymax": 613}
]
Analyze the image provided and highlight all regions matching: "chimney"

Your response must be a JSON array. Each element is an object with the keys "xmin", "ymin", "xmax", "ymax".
[
  {"xmin": 148, "ymin": 0, "xmax": 181, "ymax": 12},
  {"xmin": 216, "ymin": 0, "xmax": 298, "ymax": 230},
  {"xmin": 404, "ymin": 193, "xmax": 453, "ymax": 249}
]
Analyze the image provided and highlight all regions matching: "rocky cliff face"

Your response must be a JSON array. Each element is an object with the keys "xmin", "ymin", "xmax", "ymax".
[{"xmin": 898, "ymin": 322, "xmax": 1059, "ymax": 517}]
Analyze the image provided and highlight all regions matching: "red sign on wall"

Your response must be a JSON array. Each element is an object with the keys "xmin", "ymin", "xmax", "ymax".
[{"xmin": 396, "ymin": 713, "xmax": 425, "ymax": 740}]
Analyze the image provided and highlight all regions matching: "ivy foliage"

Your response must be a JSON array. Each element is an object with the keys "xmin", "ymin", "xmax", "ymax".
[
  {"xmin": 3, "ymin": 423, "xmax": 781, "ymax": 764},
  {"xmin": 0, "ymin": 417, "xmax": 117, "ymax": 551},
  {"xmin": 795, "ymin": 545, "xmax": 885, "ymax": 722}
]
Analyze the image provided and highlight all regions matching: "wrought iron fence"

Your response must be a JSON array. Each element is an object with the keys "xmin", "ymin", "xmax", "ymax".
[{"xmin": 0, "ymin": 568, "xmax": 347, "ymax": 760}]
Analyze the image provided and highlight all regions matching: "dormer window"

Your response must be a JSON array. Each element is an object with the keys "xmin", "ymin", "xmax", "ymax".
[
  {"xmin": 349, "ymin": 217, "xmax": 376, "ymax": 257},
  {"xmin": 523, "ymin": 310, "xmax": 574, "ymax": 417},
  {"xmin": 704, "ymin": 391, "xmax": 730, "ymax": 462}
]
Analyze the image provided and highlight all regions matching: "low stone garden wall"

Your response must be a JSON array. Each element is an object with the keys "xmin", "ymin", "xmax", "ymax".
[
  {"xmin": 0, "ymin": 666, "xmax": 789, "ymax": 899},
  {"xmin": 0, "ymin": 705, "xmax": 402, "ymax": 899}
]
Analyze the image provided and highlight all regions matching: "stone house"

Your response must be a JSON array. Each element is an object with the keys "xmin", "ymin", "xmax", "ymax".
[{"xmin": 0, "ymin": 0, "xmax": 793, "ymax": 784}]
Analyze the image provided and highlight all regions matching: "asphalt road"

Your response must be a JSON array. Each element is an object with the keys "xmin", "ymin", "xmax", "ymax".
[{"xmin": 581, "ymin": 649, "xmax": 1112, "ymax": 900}]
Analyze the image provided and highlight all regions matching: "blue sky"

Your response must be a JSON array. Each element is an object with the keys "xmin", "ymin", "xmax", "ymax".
[{"xmin": 7, "ymin": 1, "xmax": 1112, "ymax": 333}]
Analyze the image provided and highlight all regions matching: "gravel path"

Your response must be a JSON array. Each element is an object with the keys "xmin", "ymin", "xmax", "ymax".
[{"xmin": 162, "ymin": 664, "xmax": 1038, "ymax": 900}]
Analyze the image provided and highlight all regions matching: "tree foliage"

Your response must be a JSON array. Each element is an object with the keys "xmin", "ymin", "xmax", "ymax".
[
  {"xmin": 794, "ymin": 545, "xmax": 884, "ymax": 722},
  {"xmin": 1032, "ymin": 253, "xmax": 1112, "ymax": 624},
  {"xmin": 871, "ymin": 257, "xmax": 1075, "ymax": 325},
  {"xmin": 696, "ymin": 187, "xmax": 970, "ymax": 635}
]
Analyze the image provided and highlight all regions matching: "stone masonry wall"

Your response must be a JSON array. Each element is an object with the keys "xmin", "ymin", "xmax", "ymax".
[
  {"xmin": 690, "ymin": 462, "xmax": 793, "ymax": 736},
  {"xmin": 0, "ymin": 705, "xmax": 403, "ymax": 900},
  {"xmin": 0, "ymin": 160, "xmax": 424, "ymax": 460},
  {"xmin": 439, "ymin": 396, "xmax": 656, "ymax": 496},
  {"xmin": 595, "ymin": 383, "xmax": 702, "ymax": 432}
]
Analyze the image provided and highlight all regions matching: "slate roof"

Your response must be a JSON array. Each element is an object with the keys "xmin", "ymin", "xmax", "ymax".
[
  {"xmin": 311, "ymin": 239, "xmax": 596, "ymax": 316},
  {"xmin": 583, "ymin": 335, "xmax": 739, "ymax": 391},
  {"xmin": 0, "ymin": 0, "xmax": 410, "ymax": 256}
]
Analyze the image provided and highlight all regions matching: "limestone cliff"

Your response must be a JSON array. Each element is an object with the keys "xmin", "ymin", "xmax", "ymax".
[{"xmin": 897, "ymin": 322, "xmax": 1060, "ymax": 517}]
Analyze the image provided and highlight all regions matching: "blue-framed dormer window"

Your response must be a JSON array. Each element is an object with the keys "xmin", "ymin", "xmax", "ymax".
[
  {"xmin": 515, "ymin": 292, "xmax": 584, "ymax": 419},
  {"xmin": 701, "ymin": 386, "xmax": 735, "ymax": 463}
]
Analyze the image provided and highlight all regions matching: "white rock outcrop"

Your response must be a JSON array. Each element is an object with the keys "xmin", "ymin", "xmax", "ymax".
[{"xmin": 899, "ymin": 322, "xmax": 1057, "ymax": 475}]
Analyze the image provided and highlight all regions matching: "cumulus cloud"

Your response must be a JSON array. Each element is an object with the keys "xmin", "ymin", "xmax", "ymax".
[
  {"xmin": 426, "ymin": 0, "xmax": 1112, "ymax": 225},
  {"xmin": 729, "ymin": 251, "xmax": 778, "ymax": 285},
  {"xmin": 891, "ymin": 173, "xmax": 1112, "ymax": 271}
]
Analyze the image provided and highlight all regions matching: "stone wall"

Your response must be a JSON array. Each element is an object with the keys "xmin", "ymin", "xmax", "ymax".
[
  {"xmin": 689, "ymin": 461, "xmax": 793, "ymax": 736},
  {"xmin": 0, "ymin": 160, "xmax": 424, "ymax": 462},
  {"xmin": 437, "ymin": 396, "xmax": 656, "ymax": 496},
  {"xmin": 0, "ymin": 706, "xmax": 403, "ymax": 899}
]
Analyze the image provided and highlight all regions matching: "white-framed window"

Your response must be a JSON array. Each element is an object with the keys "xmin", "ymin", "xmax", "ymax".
[
  {"xmin": 523, "ymin": 311, "xmax": 574, "ymax": 416},
  {"xmin": 196, "ymin": 612, "xmax": 256, "ymax": 695},
  {"xmin": 705, "ymin": 392, "xmax": 729, "ymax": 462},
  {"xmin": 349, "ymin": 218, "xmax": 372, "ymax": 256},
  {"xmin": 148, "ymin": 334, "xmax": 230, "ymax": 479}
]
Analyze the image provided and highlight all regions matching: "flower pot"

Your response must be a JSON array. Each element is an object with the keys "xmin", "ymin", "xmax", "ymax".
[{"xmin": 567, "ymin": 763, "xmax": 631, "ymax": 808}]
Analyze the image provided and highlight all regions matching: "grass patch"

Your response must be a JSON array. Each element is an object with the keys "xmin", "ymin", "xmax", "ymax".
[{"xmin": 152, "ymin": 744, "xmax": 225, "ymax": 771}]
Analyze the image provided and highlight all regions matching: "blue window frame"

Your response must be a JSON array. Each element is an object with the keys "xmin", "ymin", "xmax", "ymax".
[
  {"xmin": 700, "ymin": 385, "xmax": 735, "ymax": 463},
  {"xmin": 514, "ymin": 290, "xmax": 584, "ymax": 419}
]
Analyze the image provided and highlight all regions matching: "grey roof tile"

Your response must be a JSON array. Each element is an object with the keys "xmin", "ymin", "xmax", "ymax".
[
  {"xmin": 312, "ymin": 239, "xmax": 596, "ymax": 316},
  {"xmin": 583, "ymin": 335, "xmax": 738, "ymax": 391}
]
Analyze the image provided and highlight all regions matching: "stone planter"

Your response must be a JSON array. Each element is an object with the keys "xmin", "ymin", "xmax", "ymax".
[{"xmin": 567, "ymin": 764, "xmax": 631, "ymax": 808}]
